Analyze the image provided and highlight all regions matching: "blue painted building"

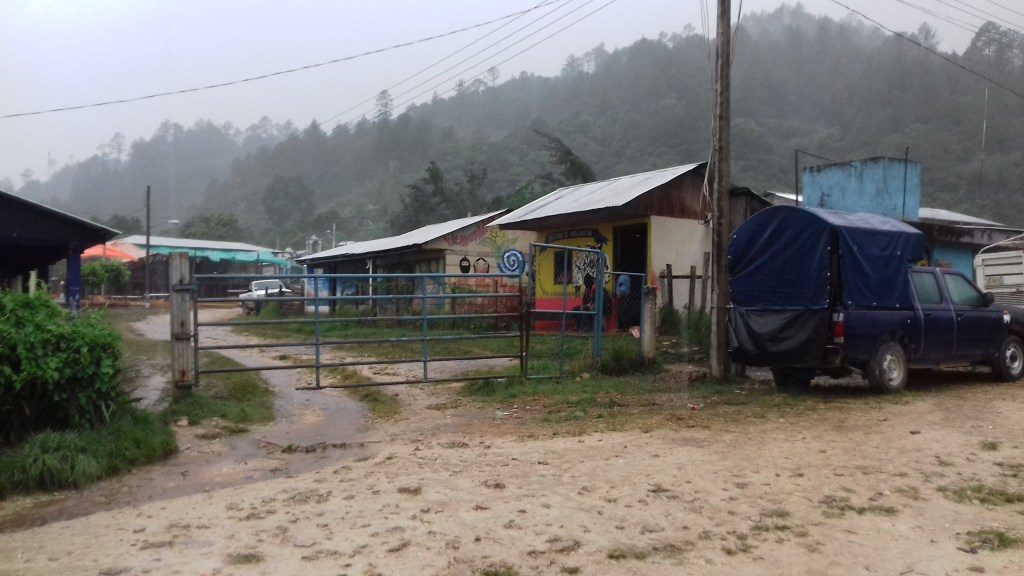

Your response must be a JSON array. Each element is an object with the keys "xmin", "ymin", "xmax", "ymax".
[
  {"xmin": 802, "ymin": 157, "xmax": 921, "ymax": 221},
  {"xmin": 800, "ymin": 157, "xmax": 1020, "ymax": 278}
]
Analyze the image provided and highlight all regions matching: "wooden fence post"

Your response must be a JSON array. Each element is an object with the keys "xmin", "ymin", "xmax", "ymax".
[
  {"xmin": 687, "ymin": 265, "xmax": 697, "ymax": 316},
  {"xmin": 169, "ymin": 253, "xmax": 195, "ymax": 389},
  {"xmin": 700, "ymin": 251, "xmax": 711, "ymax": 314},
  {"xmin": 665, "ymin": 263, "xmax": 674, "ymax": 310}
]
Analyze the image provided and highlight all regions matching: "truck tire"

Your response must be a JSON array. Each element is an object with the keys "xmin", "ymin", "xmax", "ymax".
[
  {"xmin": 992, "ymin": 335, "xmax": 1024, "ymax": 382},
  {"xmin": 771, "ymin": 366, "xmax": 814, "ymax": 394},
  {"xmin": 867, "ymin": 341, "xmax": 908, "ymax": 393}
]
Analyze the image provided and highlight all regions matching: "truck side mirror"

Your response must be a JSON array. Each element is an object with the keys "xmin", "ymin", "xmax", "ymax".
[{"xmin": 983, "ymin": 292, "xmax": 995, "ymax": 307}]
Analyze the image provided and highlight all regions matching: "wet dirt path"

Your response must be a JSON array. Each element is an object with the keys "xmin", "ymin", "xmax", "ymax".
[{"xmin": 0, "ymin": 307, "xmax": 371, "ymax": 532}]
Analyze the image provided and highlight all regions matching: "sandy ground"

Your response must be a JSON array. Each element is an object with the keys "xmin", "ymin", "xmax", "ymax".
[{"xmin": 1, "ymin": 311, "xmax": 1023, "ymax": 575}]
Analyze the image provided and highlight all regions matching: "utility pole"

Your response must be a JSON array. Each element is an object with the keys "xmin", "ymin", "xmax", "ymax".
[
  {"xmin": 144, "ymin": 185, "xmax": 151, "ymax": 304},
  {"xmin": 709, "ymin": 0, "xmax": 732, "ymax": 380}
]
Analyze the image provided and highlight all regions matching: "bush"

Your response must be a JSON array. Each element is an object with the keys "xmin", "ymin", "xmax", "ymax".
[
  {"xmin": 0, "ymin": 407, "xmax": 175, "ymax": 496},
  {"xmin": 82, "ymin": 259, "xmax": 130, "ymax": 294},
  {"xmin": 685, "ymin": 311, "xmax": 712, "ymax": 354},
  {"xmin": 599, "ymin": 339, "xmax": 646, "ymax": 376},
  {"xmin": 658, "ymin": 306, "xmax": 683, "ymax": 336},
  {"xmin": 0, "ymin": 292, "xmax": 124, "ymax": 443}
]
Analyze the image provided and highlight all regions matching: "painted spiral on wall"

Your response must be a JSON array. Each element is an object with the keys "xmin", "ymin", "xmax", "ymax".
[{"xmin": 499, "ymin": 249, "xmax": 525, "ymax": 274}]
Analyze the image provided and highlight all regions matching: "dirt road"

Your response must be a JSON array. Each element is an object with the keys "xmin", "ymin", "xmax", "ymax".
[{"xmin": 1, "ymin": 312, "xmax": 1022, "ymax": 575}]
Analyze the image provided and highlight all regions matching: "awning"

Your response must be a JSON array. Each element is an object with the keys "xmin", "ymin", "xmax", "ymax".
[
  {"xmin": 148, "ymin": 246, "xmax": 289, "ymax": 267},
  {"xmin": 82, "ymin": 243, "xmax": 143, "ymax": 262}
]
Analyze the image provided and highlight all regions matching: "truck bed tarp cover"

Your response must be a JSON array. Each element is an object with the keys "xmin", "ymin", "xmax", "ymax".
[
  {"xmin": 728, "ymin": 206, "xmax": 923, "ymax": 365},
  {"xmin": 730, "ymin": 206, "xmax": 924, "ymax": 309}
]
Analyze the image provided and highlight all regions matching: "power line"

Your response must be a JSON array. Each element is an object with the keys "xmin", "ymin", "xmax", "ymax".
[
  {"xmin": 338, "ymin": 0, "xmax": 600, "ymax": 127},
  {"xmin": 0, "ymin": 3, "xmax": 562, "ymax": 120},
  {"xmin": 938, "ymin": 0, "xmax": 1024, "ymax": 33},
  {"xmin": 984, "ymin": 0, "xmax": 1024, "ymax": 21},
  {"xmin": 386, "ymin": 0, "xmax": 619, "ymax": 116},
  {"xmin": 894, "ymin": 0, "xmax": 982, "ymax": 34},
  {"xmin": 826, "ymin": 0, "xmax": 1024, "ymax": 100},
  {"xmin": 324, "ymin": 0, "xmax": 574, "ymax": 126}
]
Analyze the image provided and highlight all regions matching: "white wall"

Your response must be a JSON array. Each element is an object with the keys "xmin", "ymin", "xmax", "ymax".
[{"xmin": 650, "ymin": 216, "xmax": 711, "ymax": 313}]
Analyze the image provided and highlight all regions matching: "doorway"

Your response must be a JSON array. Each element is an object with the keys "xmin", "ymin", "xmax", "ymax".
[{"xmin": 613, "ymin": 223, "xmax": 648, "ymax": 274}]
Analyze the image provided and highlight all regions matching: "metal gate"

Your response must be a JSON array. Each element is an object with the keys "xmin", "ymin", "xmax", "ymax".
[
  {"xmin": 187, "ymin": 270, "xmax": 525, "ymax": 390},
  {"xmin": 524, "ymin": 243, "xmax": 646, "ymax": 379}
]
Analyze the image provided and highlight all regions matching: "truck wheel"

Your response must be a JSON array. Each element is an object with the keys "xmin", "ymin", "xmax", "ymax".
[
  {"xmin": 992, "ymin": 335, "xmax": 1024, "ymax": 382},
  {"xmin": 867, "ymin": 341, "xmax": 907, "ymax": 393},
  {"xmin": 771, "ymin": 366, "xmax": 814, "ymax": 394}
]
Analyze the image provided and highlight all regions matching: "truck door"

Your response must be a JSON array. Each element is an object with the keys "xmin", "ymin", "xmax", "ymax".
[
  {"xmin": 941, "ymin": 271, "xmax": 1003, "ymax": 361},
  {"xmin": 911, "ymin": 270, "xmax": 955, "ymax": 361}
]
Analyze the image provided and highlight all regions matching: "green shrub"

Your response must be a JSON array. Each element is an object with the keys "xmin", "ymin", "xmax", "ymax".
[
  {"xmin": 658, "ymin": 306, "xmax": 683, "ymax": 336},
  {"xmin": 0, "ymin": 407, "xmax": 175, "ymax": 496},
  {"xmin": 685, "ymin": 311, "xmax": 712, "ymax": 354},
  {"xmin": 0, "ymin": 292, "xmax": 125, "ymax": 443},
  {"xmin": 599, "ymin": 339, "xmax": 646, "ymax": 376},
  {"xmin": 82, "ymin": 259, "xmax": 130, "ymax": 294}
]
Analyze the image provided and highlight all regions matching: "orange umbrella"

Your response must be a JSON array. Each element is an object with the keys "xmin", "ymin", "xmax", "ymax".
[{"xmin": 81, "ymin": 243, "xmax": 141, "ymax": 262}]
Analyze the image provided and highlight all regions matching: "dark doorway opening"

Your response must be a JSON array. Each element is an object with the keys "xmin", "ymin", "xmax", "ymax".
[
  {"xmin": 613, "ymin": 223, "xmax": 648, "ymax": 274},
  {"xmin": 613, "ymin": 223, "xmax": 647, "ymax": 330}
]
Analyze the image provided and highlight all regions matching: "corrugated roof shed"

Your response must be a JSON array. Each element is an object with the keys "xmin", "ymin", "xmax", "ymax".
[
  {"xmin": 298, "ymin": 210, "xmax": 505, "ymax": 264},
  {"xmin": 491, "ymin": 163, "xmax": 703, "ymax": 227},
  {"xmin": 118, "ymin": 235, "xmax": 274, "ymax": 253},
  {"xmin": 917, "ymin": 207, "xmax": 1003, "ymax": 227}
]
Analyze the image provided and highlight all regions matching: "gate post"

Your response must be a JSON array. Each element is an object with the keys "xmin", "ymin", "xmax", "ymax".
[
  {"xmin": 169, "ymin": 253, "xmax": 195, "ymax": 389},
  {"xmin": 641, "ymin": 284, "xmax": 657, "ymax": 361}
]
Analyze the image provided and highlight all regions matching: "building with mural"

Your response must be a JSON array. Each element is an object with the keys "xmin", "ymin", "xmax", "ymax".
[
  {"xmin": 296, "ymin": 210, "xmax": 535, "ymax": 313},
  {"xmin": 491, "ymin": 163, "xmax": 769, "ymax": 321}
]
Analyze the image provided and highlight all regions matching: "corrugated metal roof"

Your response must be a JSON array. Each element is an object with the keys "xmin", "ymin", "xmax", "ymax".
[
  {"xmin": 491, "ymin": 163, "xmax": 704, "ymax": 227},
  {"xmin": 119, "ymin": 235, "xmax": 274, "ymax": 253},
  {"xmin": 297, "ymin": 210, "xmax": 505, "ymax": 263},
  {"xmin": 918, "ymin": 207, "xmax": 1002, "ymax": 227}
]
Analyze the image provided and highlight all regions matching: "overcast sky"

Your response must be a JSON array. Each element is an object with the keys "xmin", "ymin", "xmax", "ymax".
[{"xmin": 0, "ymin": 0, "xmax": 1008, "ymax": 186}]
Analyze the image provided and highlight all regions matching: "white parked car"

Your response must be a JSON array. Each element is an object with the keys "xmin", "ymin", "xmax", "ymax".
[{"xmin": 239, "ymin": 279, "xmax": 291, "ymax": 314}]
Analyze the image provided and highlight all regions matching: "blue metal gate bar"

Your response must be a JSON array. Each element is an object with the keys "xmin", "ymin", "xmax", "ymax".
[
  {"xmin": 190, "ymin": 271, "xmax": 524, "ymax": 389},
  {"xmin": 525, "ymin": 243, "xmax": 607, "ymax": 379}
]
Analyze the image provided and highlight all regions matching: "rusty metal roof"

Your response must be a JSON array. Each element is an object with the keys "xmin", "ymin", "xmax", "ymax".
[{"xmin": 491, "ymin": 163, "xmax": 704, "ymax": 227}]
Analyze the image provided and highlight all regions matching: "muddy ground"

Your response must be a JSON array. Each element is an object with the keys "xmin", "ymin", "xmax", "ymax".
[{"xmin": 1, "ymin": 308, "xmax": 1022, "ymax": 575}]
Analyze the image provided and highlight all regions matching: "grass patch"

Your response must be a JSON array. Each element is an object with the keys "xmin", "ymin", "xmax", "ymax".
[
  {"xmin": 980, "ymin": 440, "xmax": 1001, "ymax": 451},
  {"xmin": 322, "ymin": 366, "xmax": 400, "ymax": 419},
  {"xmin": 478, "ymin": 562, "xmax": 520, "ymax": 576},
  {"xmin": 819, "ymin": 494, "xmax": 899, "ymax": 517},
  {"xmin": 607, "ymin": 542, "xmax": 690, "ymax": 561},
  {"xmin": 941, "ymin": 483, "xmax": 1024, "ymax": 506},
  {"xmin": 0, "ymin": 407, "xmax": 175, "ymax": 497},
  {"xmin": 162, "ymin": 352, "xmax": 274, "ymax": 426},
  {"xmin": 963, "ymin": 529, "xmax": 1022, "ymax": 552},
  {"xmin": 226, "ymin": 551, "xmax": 264, "ymax": 565}
]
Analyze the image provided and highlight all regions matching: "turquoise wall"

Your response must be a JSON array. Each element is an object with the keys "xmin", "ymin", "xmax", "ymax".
[
  {"xmin": 802, "ymin": 158, "xmax": 921, "ymax": 221},
  {"xmin": 930, "ymin": 244, "xmax": 976, "ymax": 279}
]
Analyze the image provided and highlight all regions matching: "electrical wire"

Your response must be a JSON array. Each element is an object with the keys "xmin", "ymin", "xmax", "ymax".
[
  {"xmin": 894, "ymin": 0, "xmax": 984, "ymax": 34},
  {"xmin": 339, "ymin": 0, "xmax": 606, "ymax": 127},
  {"xmin": 826, "ymin": 0, "xmax": 1024, "ymax": 100},
  {"xmin": 0, "ymin": 2, "xmax": 563, "ymax": 120},
  {"xmin": 984, "ymin": 0, "xmax": 1024, "ymax": 20},
  {"xmin": 936, "ymin": 0, "xmax": 1024, "ymax": 33},
  {"xmin": 321, "ymin": 0, "xmax": 567, "ymax": 126},
  {"xmin": 330, "ymin": 0, "xmax": 579, "ymax": 127}
]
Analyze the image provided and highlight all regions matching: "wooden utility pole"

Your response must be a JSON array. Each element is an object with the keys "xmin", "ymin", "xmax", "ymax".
[
  {"xmin": 144, "ymin": 185, "xmax": 151, "ymax": 303},
  {"xmin": 709, "ymin": 0, "xmax": 732, "ymax": 379}
]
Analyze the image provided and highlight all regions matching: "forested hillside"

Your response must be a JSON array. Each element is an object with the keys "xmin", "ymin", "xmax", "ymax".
[{"xmin": 12, "ymin": 4, "xmax": 1024, "ymax": 247}]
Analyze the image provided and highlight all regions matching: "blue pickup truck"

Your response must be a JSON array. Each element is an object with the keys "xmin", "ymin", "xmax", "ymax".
[{"xmin": 728, "ymin": 206, "xmax": 1024, "ymax": 393}]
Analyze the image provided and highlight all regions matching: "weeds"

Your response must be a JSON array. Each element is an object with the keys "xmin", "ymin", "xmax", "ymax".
[
  {"xmin": 162, "ymin": 352, "xmax": 274, "ymax": 426},
  {"xmin": 963, "ymin": 529, "xmax": 1021, "ymax": 552},
  {"xmin": 941, "ymin": 483, "xmax": 1024, "ymax": 506},
  {"xmin": 819, "ymin": 494, "xmax": 899, "ymax": 517},
  {"xmin": 478, "ymin": 562, "xmax": 519, "ymax": 576},
  {"xmin": 0, "ymin": 407, "xmax": 175, "ymax": 497}
]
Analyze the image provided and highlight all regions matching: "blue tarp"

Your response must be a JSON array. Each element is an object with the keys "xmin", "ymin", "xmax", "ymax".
[
  {"xmin": 729, "ymin": 206, "xmax": 924, "ymax": 310},
  {"xmin": 149, "ymin": 246, "xmax": 290, "ymax": 268}
]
